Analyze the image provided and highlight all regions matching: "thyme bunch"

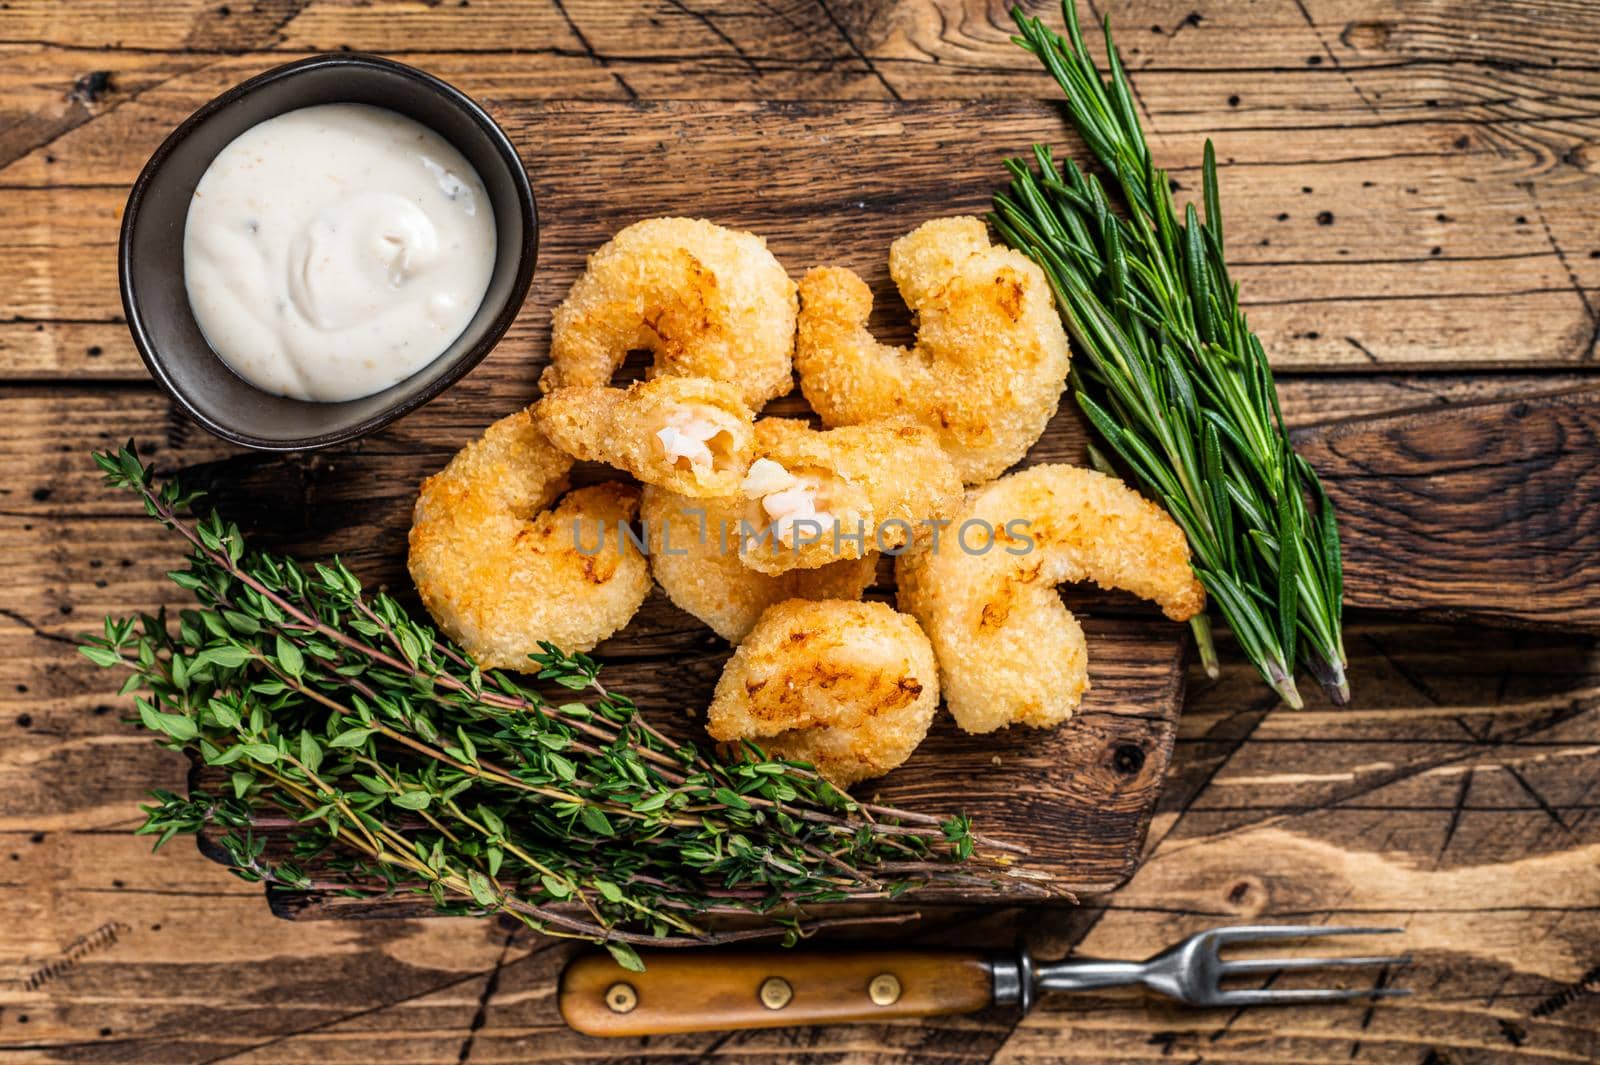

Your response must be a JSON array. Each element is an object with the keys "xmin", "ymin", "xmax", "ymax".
[
  {"xmin": 990, "ymin": 2, "xmax": 1348, "ymax": 708},
  {"xmin": 80, "ymin": 445, "xmax": 1042, "ymax": 969}
]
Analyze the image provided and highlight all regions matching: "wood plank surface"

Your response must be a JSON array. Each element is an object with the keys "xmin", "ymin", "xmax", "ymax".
[
  {"xmin": 1, "ymin": 2, "xmax": 1598, "ymax": 1064},
  {"xmin": 1299, "ymin": 388, "xmax": 1600, "ymax": 630},
  {"xmin": 202, "ymin": 385, "xmax": 1600, "ymax": 916},
  {"xmin": 6, "ymin": 93, "xmax": 1600, "ymax": 378}
]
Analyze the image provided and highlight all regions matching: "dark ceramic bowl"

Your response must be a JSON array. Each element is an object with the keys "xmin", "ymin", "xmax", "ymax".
[{"xmin": 119, "ymin": 54, "xmax": 536, "ymax": 451}]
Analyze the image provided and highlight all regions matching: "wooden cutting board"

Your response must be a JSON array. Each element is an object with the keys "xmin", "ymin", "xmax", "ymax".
[{"xmin": 177, "ymin": 102, "xmax": 1600, "ymax": 918}]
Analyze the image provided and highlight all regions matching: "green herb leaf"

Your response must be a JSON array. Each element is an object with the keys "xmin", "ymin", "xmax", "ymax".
[
  {"xmin": 84, "ymin": 443, "xmax": 1011, "ymax": 956},
  {"xmin": 137, "ymin": 699, "xmax": 198, "ymax": 742},
  {"xmin": 992, "ymin": 0, "xmax": 1346, "ymax": 705},
  {"xmin": 466, "ymin": 869, "xmax": 498, "ymax": 908},
  {"xmin": 298, "ymin": 731, "xmax": 323, "ymax": 774},
  {"xmin": 606, "ymin": 942, "xmax": 645, "ymax": 973},
  {"xmin": 203, "ymin": 646, "xmax": 252, "ymax": 670},
  {"xmin": 79, "ymin": 644, "xmax": 122, "ymax": 669},
  {"xmin": 275, "ymin": 635, "xmax": 304, "ymax": 680}
]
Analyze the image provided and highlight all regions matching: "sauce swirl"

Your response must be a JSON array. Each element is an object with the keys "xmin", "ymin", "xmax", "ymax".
[{"xmin": 183, "ymin": 103, "xmax": 496, "ymax": 402}]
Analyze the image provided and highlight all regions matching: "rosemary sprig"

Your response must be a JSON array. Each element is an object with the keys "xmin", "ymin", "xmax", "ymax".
[
  {"xmin": 989, "ymin": 1, "xmax": 1348, "ymax": 708},
  {"xmin": 80, "ymin": 445, "xmax": 1045, "ymax": 970}
]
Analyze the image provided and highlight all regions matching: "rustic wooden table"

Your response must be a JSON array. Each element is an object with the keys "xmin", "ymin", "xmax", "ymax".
[{"xmin": 3, "ymin": 2, "xmax": 1599, "ymax": 1062}]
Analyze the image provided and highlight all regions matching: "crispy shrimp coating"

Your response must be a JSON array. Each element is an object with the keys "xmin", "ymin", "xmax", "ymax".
[
  {"xmin": 641, "ymin": 486, "xmax": 878, "ymax": 643},
  {"xmin": 535, "ymin": 376, "xmax": 756, "ymax": 498},
  {"xmin": 897, "ymin": 464, "xmax": 1204, "ymax": 734},
  {"xmin": 707, "ymin": 599, "xmax": 939, "ymax": 787},
  {"xmin": 408, "ymin": 407, "xmax": 651, "ymax": 667},
  {"xmin": 541, "ymin": 217, "xmax": 797, "ymax": 408},
  {"xmin": 796, "ymin": 216, "xmax": 1071, "ymax": 484},
  {"xmin": 737, "ymin": 418, "xmax": 962, "ymax": 577}
]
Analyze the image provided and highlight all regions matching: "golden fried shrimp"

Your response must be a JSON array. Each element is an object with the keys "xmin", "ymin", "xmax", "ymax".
[
  {"xmin": 541, "ymin": 217, "xmax": 797, "ymax": 408},
  {"xmin": 641, "ymin": 486, "xmax": 878, "ymax": 643},
  {"xmin": 407, "ymin": 407, "xmax": 651, "ymax": 667},
  {"xmin": 734, "ymin": 417, "xmax": 962, "ymax": 576},
  {"xmin": 535, "ymin": 376, "xmax": 755, "ymax": 498},
  {"xmin": 896, "ymin": 464, "xmax": 1204, "ymax": 734},
  {"xmin": 707, "ymin": 599, "xmax": 939, "ymax": 787},
  {"xmin": 796, "ymin": 216, "xmax": 1071, "ymax": 484}
]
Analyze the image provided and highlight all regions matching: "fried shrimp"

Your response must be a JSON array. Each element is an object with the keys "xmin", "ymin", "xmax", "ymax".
[
  {"xmin": 408, "ymin": 407, "xmax": 651, "ymax": 667},
  {"xmin": 707, "ymin": 599, "xmax": 939, "ymax": 787},
  {"xmin": 737, "ymin": 418, "xmax": 962, "ymax": 576},
  {"xmin": 796, "ymin": 216, "xmax": 1071, "ymax": 484},
  {"xmin": 641, "ymin": 486, "xmax": 877, "ymax": 643},
  {"xmin": 536, "ymin": 376, "xmax": 755, "ymax": 498},
  {"xmin": 541, "ymin": 217, "xmax": 797, "ymax": 408},
  {"xmin": 896, "ymin": 464, "xmax": 1204, "ymax": 734}
]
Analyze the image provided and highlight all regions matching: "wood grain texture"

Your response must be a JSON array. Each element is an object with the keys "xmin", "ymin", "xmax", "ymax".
[
  {"xmin": 5, "ymin": 0, "xmax": 1600, "ymax": 381},
  {"xmin": 1, "ymin": 2, "xmax": 1598, "ymax": 1064},
  {"xmin": 1299, "ymin": 387, "xmax": 1600, "ymax": 630},
  {"xmin": 4, "ymin": 96, "xmax": 1598, "ymax": 380}
]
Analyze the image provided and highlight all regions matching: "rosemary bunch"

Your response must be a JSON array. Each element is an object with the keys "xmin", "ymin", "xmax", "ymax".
[
  {"xmin": 989, "ymin": 2, "xmax": 1348, "ymax": 708},
  {"xmin": 80, "ymin": 445, "xmax": 1038, "ymax": 969}
]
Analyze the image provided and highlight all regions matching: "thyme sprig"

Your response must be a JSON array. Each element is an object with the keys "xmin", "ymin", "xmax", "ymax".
[
  {"xmin": 990, "ymin": 1, "xmax": 1348, "ymax": 708},
  {"xmin": 81, "ymin": 445, "xmax": 1044, "ymax": 970}
]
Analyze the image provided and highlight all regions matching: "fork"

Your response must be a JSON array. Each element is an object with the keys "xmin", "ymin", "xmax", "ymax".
[{"xmin": 559, "ymin": 925, "xmax": 1412, "ymax": 1036}]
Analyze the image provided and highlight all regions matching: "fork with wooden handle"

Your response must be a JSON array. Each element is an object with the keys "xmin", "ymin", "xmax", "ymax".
[{"xmin": 559, "ymin": 926, "xmax": 1410, "ymax": 1036}]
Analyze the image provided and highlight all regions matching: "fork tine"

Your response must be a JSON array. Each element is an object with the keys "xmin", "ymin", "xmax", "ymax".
[
  {"xmin": 1215, "ymin": 987, "xmax": 1412, "ymax": 1006},
  {"xmin": 1209, "ymin": 925, "xmax": 1404, "ymax": 942},
  {"xmin": 1221, "ymin": 954, "xmax": 1412, "ymax": 974}
]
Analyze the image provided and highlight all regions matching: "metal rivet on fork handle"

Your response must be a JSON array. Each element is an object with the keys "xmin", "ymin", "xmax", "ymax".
[
  {"xmin": 555, "ymin": 924, "xmax": 1413, "ymax": 1037},
  {"xmin": 605, "ymin": 982, "xmax": 637, "ymax": 1014},
  {"xmin": 868, "ymin": 973, "xmax": 901, "ymax": 1006},
  {"xmin": 759, "ymin": 976, "xmax": 793, "ymax": 1010}
]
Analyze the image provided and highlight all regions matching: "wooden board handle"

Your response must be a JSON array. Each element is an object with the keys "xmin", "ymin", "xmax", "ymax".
[
  {"xmin": 559, "ymin": 949, "xmax": 993, "ymax": 1036},
  {"xmin": 1292, "ymin": 388, "xmax": 1600, "ymax": 631}
]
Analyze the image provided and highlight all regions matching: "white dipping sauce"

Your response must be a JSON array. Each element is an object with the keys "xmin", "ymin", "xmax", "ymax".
[{"xmin": 183, "ymin": 103, "xmax": 496, "ymax": 402}]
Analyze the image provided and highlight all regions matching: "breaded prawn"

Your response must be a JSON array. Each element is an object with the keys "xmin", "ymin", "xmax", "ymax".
[
  {"xmin": 738, "ymin": 418, "xmax": 962, "ymax": 576},
  {"xmin": 896, "ymin": 464, "xmax": 1204, "ymax": 733},
  {"xmin": 407, "ymin": 406, "xmax": 651, "ymax": 667},
  {"xmin": 796, "ymin": 216, "xmax": 1071, "ymax": 484},
  {"xmin": 541, "ymin": 217, "xmax": 797, "ymax": 408},
  {"xmin": 641, "ymin": 486, "xmax": 877, "ymax": 643},
  {"xmin": 536, "ymin": 376, "xmax": 755, "ymax": 498},
  {"xmin": 707, "ymin": 599, "xmax": 940, "ymax": 787}
]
